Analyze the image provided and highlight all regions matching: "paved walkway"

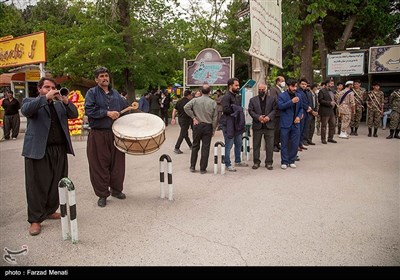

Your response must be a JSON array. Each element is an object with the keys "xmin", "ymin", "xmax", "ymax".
[{"xmin": 0, "ymin": 123, "xmax": 399, "ymax": 266}]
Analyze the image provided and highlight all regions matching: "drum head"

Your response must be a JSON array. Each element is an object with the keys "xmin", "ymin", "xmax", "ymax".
[
  {"xmin": 113, "ymin": 113, "xmax": 165, "ymax": 139},
  {"xmin": 112, "ymin": 113, "xmax": 166, "ymax": 155}
]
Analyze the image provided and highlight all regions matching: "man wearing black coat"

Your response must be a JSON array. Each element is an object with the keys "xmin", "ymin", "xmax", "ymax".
[
  {"xmin": 318, "ymin": 80, "xmax": 337, "ymax": 144},
  {"xmin": 248, "ymin": 83, "xmax": 277, "ymax": 170}
]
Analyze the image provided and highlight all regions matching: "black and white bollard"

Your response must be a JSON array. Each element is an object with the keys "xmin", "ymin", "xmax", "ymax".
[
  {"xmin": 214, "ymin": 141, "xmax": 225, "ymax": 175},
  {"xmin": 241, "ymin": 136, "xmax": 250, "ymax": 162},
  {"xmin": 159, "ymin": 154, "xmax": 173, "ymax": 201},
  {"xmin": 58, "ymin": 177, "xmax": 78, "ymax": 244}
]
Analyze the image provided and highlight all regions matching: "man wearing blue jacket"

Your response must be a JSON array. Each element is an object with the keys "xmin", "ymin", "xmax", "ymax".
[
  {"xmin": 296, "ymin": 78, "xmax": 311, "ymax": 151},
  {"xmin": 278, "ymin": 78, "xmax": 303, "ymax": 169},
  {"xmin": 85, "ymin": 67, "xmax": 128, "ymax": 208},
  {"xmin": 22, "ymin": 77, "xmax": 78, "ymax": 236}
]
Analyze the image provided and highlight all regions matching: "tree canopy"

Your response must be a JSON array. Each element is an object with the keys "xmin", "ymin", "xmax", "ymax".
[{"xmin": 0, "ymin": 0, "xmax": 398, "ymax": 95}]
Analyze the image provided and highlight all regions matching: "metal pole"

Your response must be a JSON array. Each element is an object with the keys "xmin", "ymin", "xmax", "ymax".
[
  {"xmin": 39, "ymin": 63, "xmax": 45, "ymax": 78},
  {"xmin": 67, "ymin": 182, "xmax": 78, "ymax": 244},
  {"xmin": 58, "ymin": 179, "xmax": 69, "ymax": 241},
  {"xmin": 159, "ymin": 154, "xmax": 173, "ymax": 201},
  {"xmin": 183, "ymin": 58, "xmax": 186, "ymax": 94},
  {"xmin": 58, "ymin": 177, "xmax": 78, "ymax": 244},
  {"xmin": 214, "ymin": 141, "xmax": 225, "ymax": 175}
]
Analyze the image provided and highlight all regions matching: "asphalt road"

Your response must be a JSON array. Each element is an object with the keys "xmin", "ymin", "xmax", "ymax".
[{"xmin": 0, "ymin": 122, "xmax": 399, "ymax": 266}]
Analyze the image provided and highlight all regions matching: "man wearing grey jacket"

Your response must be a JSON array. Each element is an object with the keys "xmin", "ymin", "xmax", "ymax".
[
  {"xmin": 21, "ymin": 77, "xmax": 78, "ymax": 236},
  {"xmin": 184, "ymin": 86, "xmax": 218, "ymax": 174},
  {"xmin": 248, "ymin": 83, "xmax": 277, "ymax": 170}
]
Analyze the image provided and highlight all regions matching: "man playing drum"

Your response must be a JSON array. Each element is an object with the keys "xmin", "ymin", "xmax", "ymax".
[{"xmin": 84, "ymin": 67, "xmax": 128, "ymax": 207}]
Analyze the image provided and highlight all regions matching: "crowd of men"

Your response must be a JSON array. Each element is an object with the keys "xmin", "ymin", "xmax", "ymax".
[
  {"xmin": 169, "ymin": 77, "xmax": 400, "ymax": 172},
  {"xmin": 1, "ymin": 67, "xmax": 399, "ymax": 236}
]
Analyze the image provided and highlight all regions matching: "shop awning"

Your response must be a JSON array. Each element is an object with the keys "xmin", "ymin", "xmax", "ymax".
[{"xmin": 0, "ymin": 73, "xmax": 25, "ymax": 86}]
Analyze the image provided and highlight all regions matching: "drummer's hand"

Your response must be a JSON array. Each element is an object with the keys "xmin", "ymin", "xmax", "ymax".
[
  {"xmin": 107, "ymin": 111, "xmax": 120, "ymax": 120},
  {"xmin": 171, "ymin": 119, "xmax": 176, "ymax": 125},
  {"xmin": 193, "ymin": 118, "xmax": 199, "ymax": 126}
]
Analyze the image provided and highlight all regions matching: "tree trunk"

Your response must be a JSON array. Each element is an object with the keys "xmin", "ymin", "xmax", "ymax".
[
  {"xmin": 299, "ymin": 23, "xmax": 314, "ymax": 84},
  {"xmin": 316, "ymin": 23, "xmax": 327, "ymax": 82},
  {"xmin": 337, "ymin": 15, "xmax": 357, "ymax": 50},
  {"xmin": 118, "ymin": 0, "xmax": 135, "ymax": 100}
]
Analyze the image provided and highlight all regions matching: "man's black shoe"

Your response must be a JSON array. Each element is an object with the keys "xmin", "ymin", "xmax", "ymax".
[
  {"xmin": 111, "ymin": 192, "xmax": 126, "ymax": 199},
  {"xmin": 174, "ymin": 148, "xmax": 183, "ymax": 154},
  {"xmin": 252, "ymin": 163, "xmax": 260, "ymax": 169},
  {"xmin": 190, "ymin": 167, "xmax": 195, "ymax": 172},
  {"xmin": 322, "ymin": 140, "xmax": 327, "ymax": 144},
  {"xmin": 266, "ymin": 165, "xmax": 273, "ymax": 170},
  {"xmin": 295, "ymin": 156, "xmax": 300, "ymax": 161},
  {"xmin": 200, "ymin": 170, "xmax": 207, "ymax": 174},
  {"xmin": 328, "ymin": 139, "xmax": 337, "ymax": 143},
  {"xmin": 273, "ymin": 147, "xmax": 280, "ymax": 152},
  {"xmin": 98, "ymin": 197, "xmax": 107, "ymax": 207},
  {"xmin": 308, "ymin": 141, "xmax": 316, "ymax": 145}
]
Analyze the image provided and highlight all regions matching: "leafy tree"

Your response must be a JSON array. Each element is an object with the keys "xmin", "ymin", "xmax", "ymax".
[{"xmin": 218, "ymin": 0, "xmax": 250, "ymax": 85}]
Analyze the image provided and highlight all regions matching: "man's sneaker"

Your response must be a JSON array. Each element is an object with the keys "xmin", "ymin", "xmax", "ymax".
[
  {"xmin": 281, "ymin": 164, "xmax": 288, "ymax": 170},
  {"xmin": 339, "ymin": 132, "xmax": 347, "ymax": 139},
  {"xmin": 289, "ymin": 163, "xmax": 297, "ymax": 168},
  {"xmin": 235, "ymin": 162, "xmax": 248, "ymax": 167},
  {"xmin": 227, "ymin": 166, "xmax": 236, "ymax": 172},
  {"xmin": 174, "ymin": 148, "xmax": 183, "ymax": 154}
]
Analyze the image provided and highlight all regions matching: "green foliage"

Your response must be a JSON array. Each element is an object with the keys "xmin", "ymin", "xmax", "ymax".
[
  {"xmin": 0, "ymin": 0, "xmax": 398, "ymax": 90},
  {"xmin": 0, "ymin": 3, "xmax": 28, "ymax": 37}
]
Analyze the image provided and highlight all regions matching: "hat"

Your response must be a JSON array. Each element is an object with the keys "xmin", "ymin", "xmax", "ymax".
[{"xmin": 345, "ymin": 81, "xmax": 353, "ymax": 86}]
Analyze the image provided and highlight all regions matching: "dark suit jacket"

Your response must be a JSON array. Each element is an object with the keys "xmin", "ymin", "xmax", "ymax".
[
  {"xmin": 278, "ymin": 90, "xmax": 303, "ymax": 129},
  {"xmin": 248, "ymin": 95, "xmax": 276, "ymax": 130},
  {"xmin": 21, "ymin": 95, "xmax": 78, "ymax": 159},
  {"xmin": 318, "ymin": 88, "xmax": 334, "ymax": 116},
  {"xmin": 308, "ymin": 91, "xmax": 319, "ymax": 113},
  {"xmin": 269, "ymin": 85, "xmax": 282, "ymax": 117}
]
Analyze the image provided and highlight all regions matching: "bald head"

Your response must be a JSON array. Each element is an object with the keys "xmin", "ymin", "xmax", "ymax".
[{"xmin": 258, "ymin": 83, "xmax": 267, "ymax": 91}]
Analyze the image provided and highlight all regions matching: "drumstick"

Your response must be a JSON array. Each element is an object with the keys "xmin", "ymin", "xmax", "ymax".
[{"xmin": 119, "ymin": 102, "xmax": 139, "ymax": 115}]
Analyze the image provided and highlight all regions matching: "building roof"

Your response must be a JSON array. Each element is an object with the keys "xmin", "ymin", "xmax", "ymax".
[{"xmin": 0, "ymin": 73, "xmax": 25, "ymax": 86}]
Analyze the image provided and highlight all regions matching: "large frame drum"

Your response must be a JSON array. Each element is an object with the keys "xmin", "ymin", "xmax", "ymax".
[{"xmin": 112, "ymin": 113, "xmax": 166, "ymax": 155}]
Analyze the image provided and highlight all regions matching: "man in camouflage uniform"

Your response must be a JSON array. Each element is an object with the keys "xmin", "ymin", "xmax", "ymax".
[
  {"xmin": 350, "ymin": 80, "xmax": 366, "ymax": 136},
  {"xmin": 366, "ymin": 82, "xmax": 384, "ymax": 137},
  {"xmin": 338, "ymin": 81, "xmax": 355, "ymax": 139},
  {"xmin": 386, "ymin": 89, "xmax": 400, "ymax": 139},
  {"xmin": 335, "ymin": 82, "xmax": 344, "ymax": 134}
]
